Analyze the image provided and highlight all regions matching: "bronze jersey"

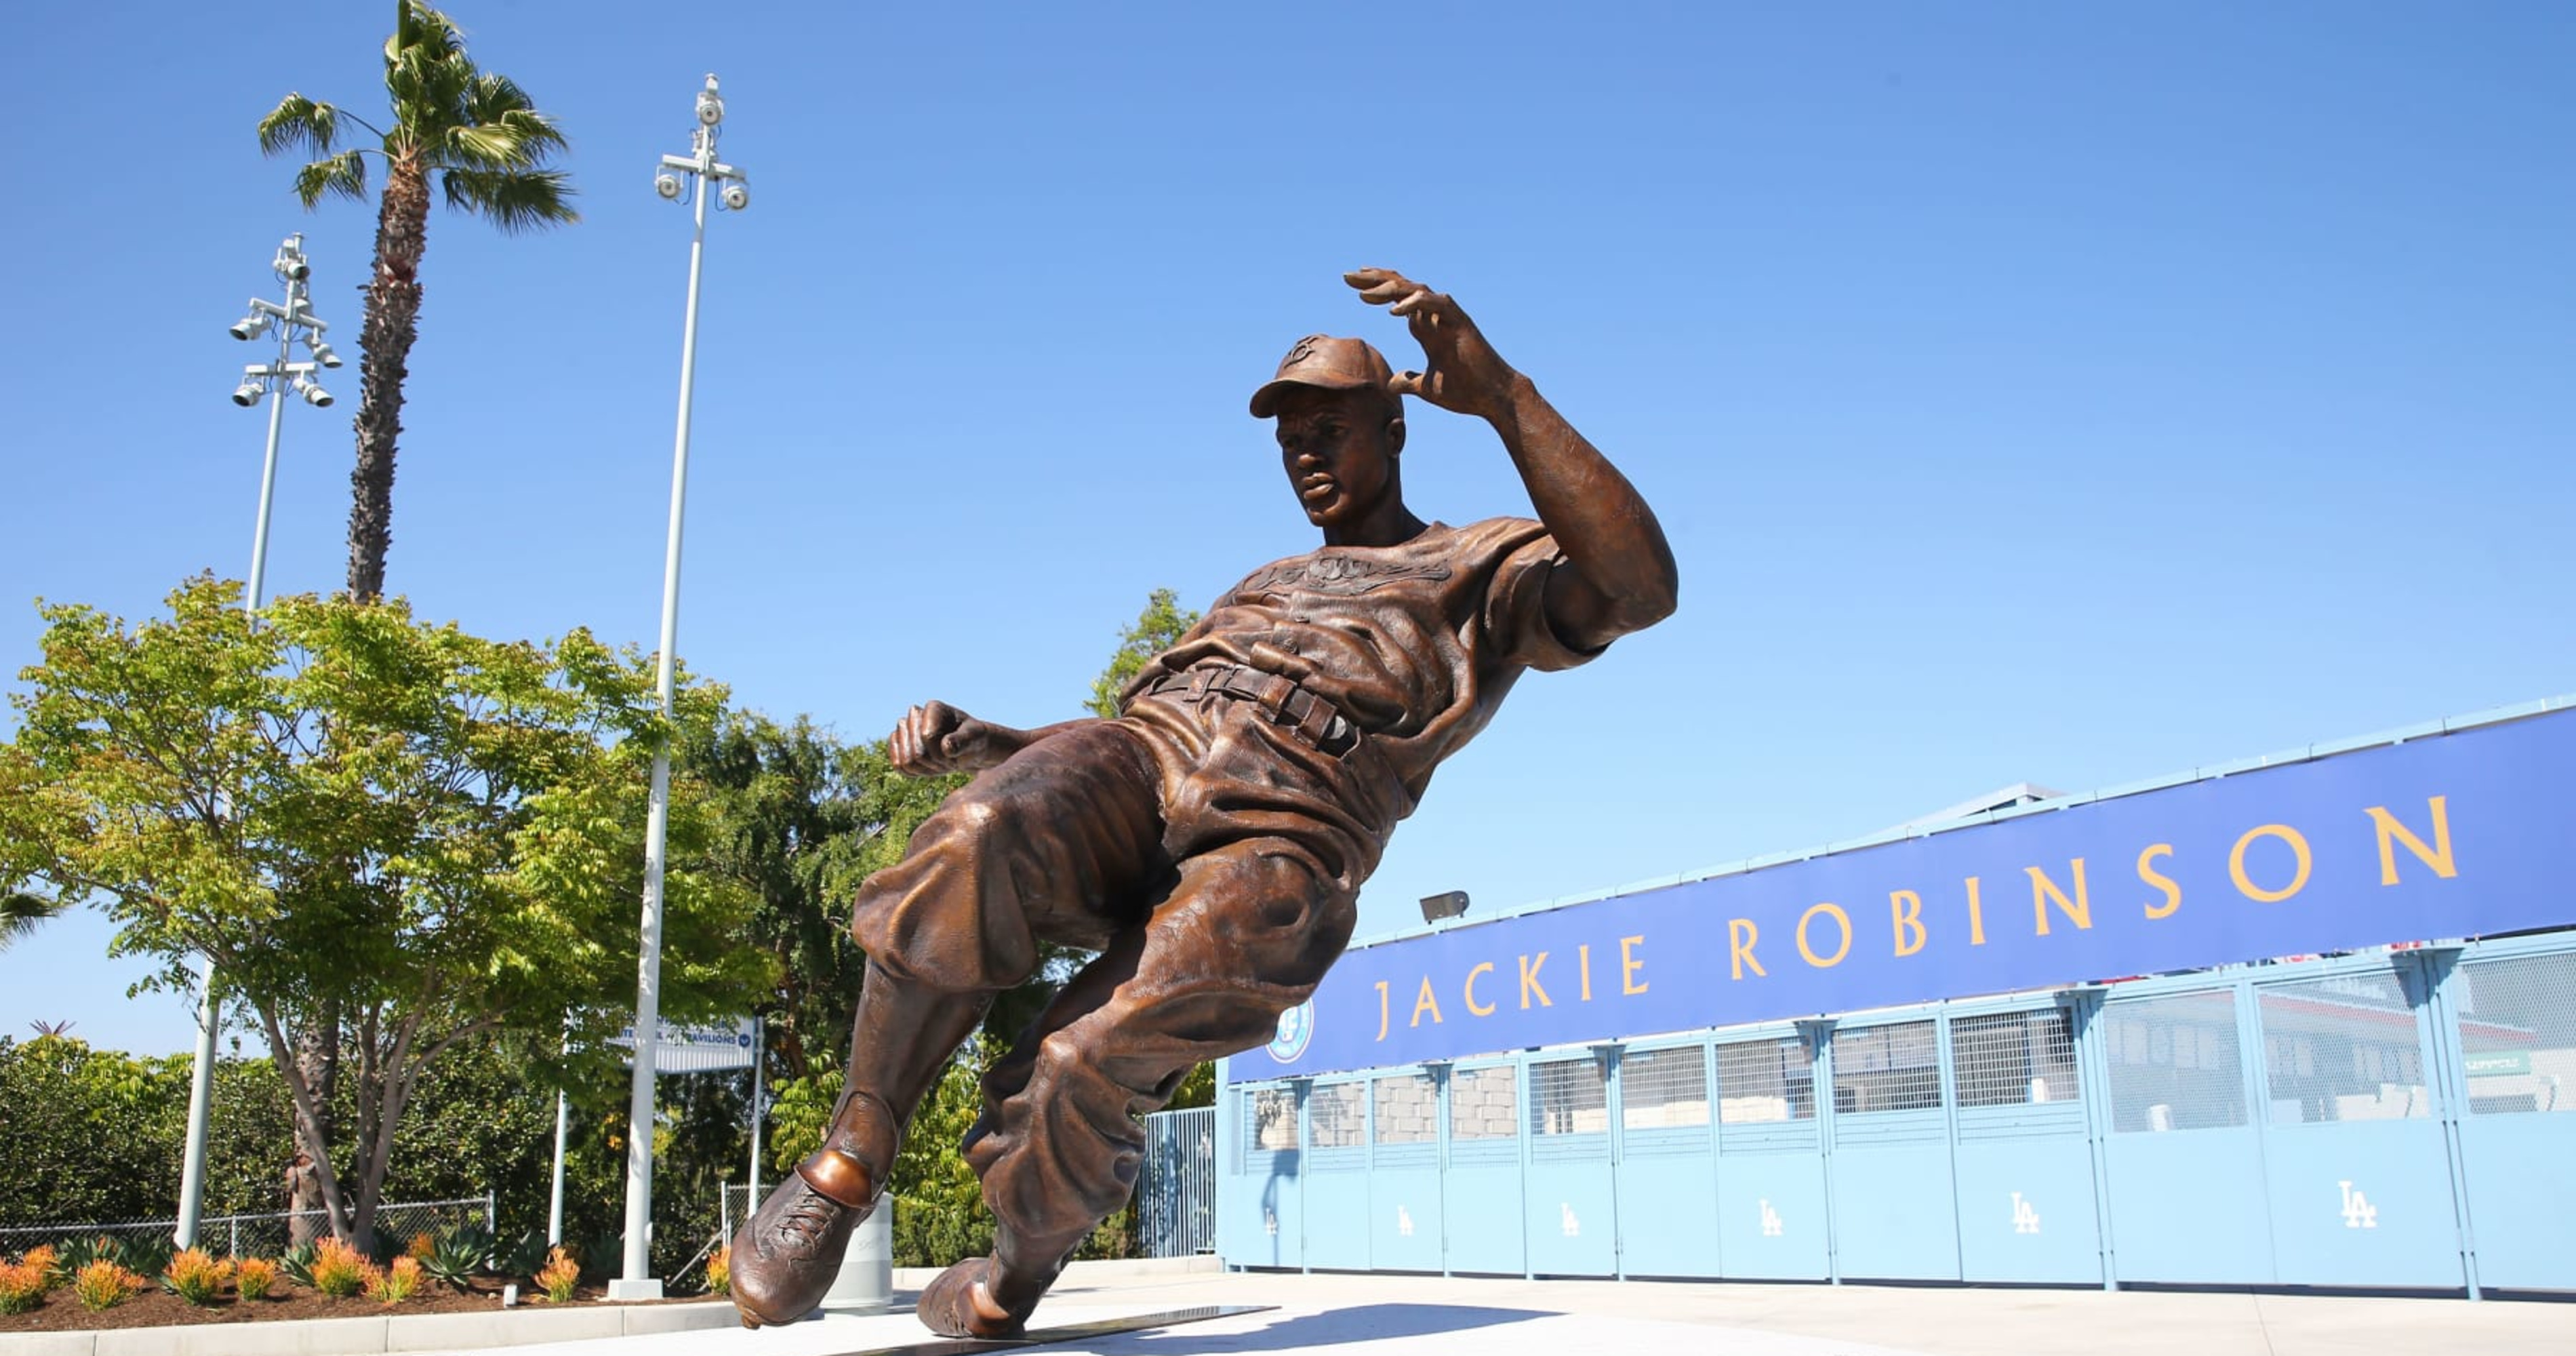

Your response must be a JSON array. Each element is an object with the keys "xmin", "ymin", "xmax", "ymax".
[{"xmin": 1123, "ymin": 517, "xmax": 1605, "ymax": 805}]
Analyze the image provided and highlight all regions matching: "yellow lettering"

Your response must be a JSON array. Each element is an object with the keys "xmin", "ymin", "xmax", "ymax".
[
  {"xmin": 2366, "ymin": 797, "xmax": 2457, "ymax": 885},
  {"xmin": 1620, "ymin": 935, "xmax": 1649, "ymax": 995},
  {"xmin": 1410, "ymin": 976, "xmax": 1444, "ymax": 1027},
  {"xmin": 1579, "ymin": 944, "xmax": 1595, "ymax": 1001},
  {"xmin": 1890, "ymin": 890, "xmax": 1925, "ymax": 957},
  {"xmin": 2028, "ymin": 858, "xmax": 2092, "ymax": 936},
  {"xmin": 1729, "ymin": 918, "xmax": 1767, "ymax": 979},
  {"xmin": 2229, "ymin": 824, "xmax": 2313, "ymax": 903},
  {"xmin": 1374, "ymin": 980, "xmax": 1390, "ymax": 1041},
  {"xmin": 1798, "ymin": 902, "xmax": 1853, "ymax": 968},
  {"xmin": 1517, "ymin": 953, "xmax": 1553, "ymax": 1009},
  {"xmin": 1464, "ymin": 962, "xmax": 1496, "ymax": 1017},
  {"xmin": 2138, "ymin": 843, "xmax": 2181, "ymax": 919},
  {"xmin": 1965, "ymin": 875, "xmax": 1987, "ymax": 945}
]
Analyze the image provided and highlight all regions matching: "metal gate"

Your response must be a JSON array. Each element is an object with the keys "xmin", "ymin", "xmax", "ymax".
[
  {"xmin": 2097, "ymin": 985, "xmax": 2272, "ymax": 1283},
  {"xmin": 1222, "ymin": 1083, "xmax": 1304, "ymax": 1269},
  {"xmin": 1138, "ymin": 1106, "xmax": 1215, "ymax": 1258},
  {"xmin": 1949, "ymin": 1004, "xmax": 2101, "ymax": 1283},
  {"xmin": 1367, "ymin": 1069, "xmax": 1443, "ymax": 1271},
  {"xmin": 1302, "ymin": 1079, "xmax": 1371, "ymax": 1269},
  {"xmin": 1523, "ymin": 1052, "xmax": 1616, "ymax": 1276},
  {"xmin": 1613, "ymin": 1041, "xmax": 1718, "ymax": 1277},
  {"xmin": 1711, "ymin": 1031, "xmax": 1828, "ymax": 1279},
  {"xmin": 2443, "ymin": 944, "xmax": 2576, "ymax": 1291},
  {"xmin": 1827, "ymin": 1017, "xmax": 1960, "ymax": 1280},
  {"xmin": 1441, "ymin": 1061, "xmax": 1525, "ymax": 1275}
]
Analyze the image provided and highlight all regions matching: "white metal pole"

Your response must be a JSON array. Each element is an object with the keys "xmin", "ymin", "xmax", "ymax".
[
  {"xmin": 548, "ymin": 1086, "xmax": 569, "ymax": 1245},
  {"xmin": 746, "ymin": 1015, "xmax": 765, "ymax": 1200},
  {"xmin": 176, "ymin": 290, "xmax": 298, "ymax": 1250},
  {"xmin": 616, "ymin": 111, "xmax": 714, "ymax": 1302}
]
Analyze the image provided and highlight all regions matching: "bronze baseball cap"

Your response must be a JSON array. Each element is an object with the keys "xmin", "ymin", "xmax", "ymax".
[{"xmin": 1248, "ymin": 334, "xmax": 1396, "ymax": 417}]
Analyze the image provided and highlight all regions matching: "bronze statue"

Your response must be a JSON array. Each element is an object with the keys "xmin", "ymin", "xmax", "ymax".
[{"xmin": 728, "ymin": 268, "xmax": 1679, "ymax": 1335}]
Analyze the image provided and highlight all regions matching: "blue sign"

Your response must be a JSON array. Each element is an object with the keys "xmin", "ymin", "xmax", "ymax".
[{"xmin": 1268, "ymin": 707, "xmax": 2576, "ymax": 1077}]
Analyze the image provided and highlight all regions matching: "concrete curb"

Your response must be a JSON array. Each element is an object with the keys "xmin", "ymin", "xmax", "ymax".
[{"xmin": 0, "ymin": 1300, "xmax": 739, "ymax": 1356}]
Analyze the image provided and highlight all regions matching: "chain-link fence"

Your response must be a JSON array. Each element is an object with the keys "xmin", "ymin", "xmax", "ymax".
[
  {"xmin": 1136, "ymin": 1106, "xmax": 1214, "ymax": 1258},
  {"xmin": 0, "ymin": 1193, "xmax": 494, "ymax": 1261}
]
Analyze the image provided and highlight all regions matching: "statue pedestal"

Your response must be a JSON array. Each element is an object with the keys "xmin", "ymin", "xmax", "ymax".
[{"xmin": 821, "ymin": 1207, "xmax": 894, "ymax": 1313}]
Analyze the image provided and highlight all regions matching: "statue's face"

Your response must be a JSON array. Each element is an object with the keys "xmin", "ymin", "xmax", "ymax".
[{"xmin": 1273, "ymin": 386, "xmax": 1401, "ymax": 532}]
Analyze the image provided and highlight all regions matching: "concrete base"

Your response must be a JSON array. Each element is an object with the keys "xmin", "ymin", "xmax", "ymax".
[
  {"xmin": 602, "ymin": 1279, "xmax": 664, "ymax": 1302},
  {"xmin": 819, "ymin": 1208, "xmax": 893, "ymax": 1313}
]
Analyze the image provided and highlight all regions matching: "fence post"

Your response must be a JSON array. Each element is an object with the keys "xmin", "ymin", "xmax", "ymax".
[
  {"xmin": 230, "ymin": 1216, "xmax": 239, "ymax": 1258},
  {"xmin": 485, "ymin": 1191, "xmax": 496, "ymax": 1235}
]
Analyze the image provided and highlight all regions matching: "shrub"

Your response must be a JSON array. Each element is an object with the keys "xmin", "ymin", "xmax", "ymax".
[
  {"xmin": 308, "ymin": 1237, "xmax": 368, "ymax": 1298},
  {"xmin": 0, "ymin": 1258, "xmax": 47, "ymax": 1315},
  {"xmin": 534, "ymin": 1246, "xmax": 580, "ymax": 1304},
  {"xmin": 18, "ymin": 1245, "xmax": 57, "ymax": 1285},
  {"xmin": 235, "ymin": 1256, "xmax": 281, "ymax": 1300},
  {"xmin": 704, "ymin": 1244, "xmax": 730, "ymax": 1297},
  {"xmin": 72, "ymin": 1260, "xmax": 145, "ymax": 1311},
  {"xmin": 406, "ymin": 1231, "xmax": 437, "ymax": 1260},
  {"xmin": 365, "ymin": 1256, "xmax": 422, "ymax": 1305},
  {"xmin": 162, "ymin": 1248, "xmax": 235, "ymax": 1307},
  {"xmin": 279, "ymin": 1241, "xmax": 318, "ymax": 1289}
]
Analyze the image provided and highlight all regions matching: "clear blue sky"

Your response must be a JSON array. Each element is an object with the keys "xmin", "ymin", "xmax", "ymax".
[{"xmin": 4, "ymin": 4, "xmax": 2571, "ymax": 1056}]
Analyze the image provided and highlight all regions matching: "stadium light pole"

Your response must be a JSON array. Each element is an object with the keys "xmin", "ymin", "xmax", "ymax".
[
  {"xmin": 616, "ymin": 73, "xmax": 752, "ymax": 1300},
  {"xmin": 176, "ymin": 235, "xmax": 340, "ymax": 1248}
]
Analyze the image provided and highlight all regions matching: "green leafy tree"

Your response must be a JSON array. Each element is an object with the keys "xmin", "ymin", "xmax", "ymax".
[
  {"xmin": 0, "ymin": 576, "xmax": 767, "ymax": 1248},
  {"xmin": 256, "ymin": 1, "xmax": 578, "ymax": 601},
  {"xmin": 1084, "ymin": 588, "xmax": 1202, "ymax": 719}
]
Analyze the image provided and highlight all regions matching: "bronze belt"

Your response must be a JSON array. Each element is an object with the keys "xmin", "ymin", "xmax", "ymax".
[{"xmin": 1133, "ymin": 664, "xmax": 1360, "ymax": 757}]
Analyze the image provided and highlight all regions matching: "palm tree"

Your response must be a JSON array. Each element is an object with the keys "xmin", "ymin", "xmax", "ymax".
[
  {"xmin": 0, "ymin": 890, "xmax": 66, "ymax": 955},
  {"xmin": 258, "ymin": 1, "xmax": 578, "ymax": 601}
]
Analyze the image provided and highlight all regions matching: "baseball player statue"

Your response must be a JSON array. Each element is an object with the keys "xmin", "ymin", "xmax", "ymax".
[{"xmin": 729, "ymin": 268, "xmax": 1679, "ymax": 1335}]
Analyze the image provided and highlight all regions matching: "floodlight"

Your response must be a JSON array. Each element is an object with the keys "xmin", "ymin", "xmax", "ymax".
[
  {"xmin": 231, "ymin": 380, "xmax": 264, "ymax": 407},
  {"xmin": 308, "ymin": 338, "xmax": 341, "ymax": 368},
  {"xmin": 696, "ymin": 75, "xmax": 724, "ymax": 126},
  {"xmin": 1420, "ymin": 890, "xmax": 1470, "ymax": 924},
  {"xmin": 721, "ymin": 182, "xmax": 748, "ymax": 211},
  {"xmin": 656, "ymin": 172, "xmax": 683, "ymax": 200},
  {"xmin": 293, "ymin": 376, "xmax": 334, "ymax": 408},
  {"xmin": 229, "ymin": 314, "xmax": 271, "ymax": 341}
]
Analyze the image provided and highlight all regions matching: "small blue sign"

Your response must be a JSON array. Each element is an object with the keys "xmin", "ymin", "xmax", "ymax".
[{"xmin": 1267, "ymin": 1001, "xmax": 1314, "ymax": 1063}]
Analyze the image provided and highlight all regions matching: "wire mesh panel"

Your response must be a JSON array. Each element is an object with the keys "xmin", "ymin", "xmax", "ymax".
[
  {"xmin": 1373, "ymin": 1072, "xmax": 1438, "ymax": 1144},
  {"xmin": 2104, "ymin": 989, "xmax": 2247, "ymax": 1132},
  {"xmin": 2257, "ymin": 971, "xmax": 2430, "ymax": 1124},
  {"xmin": 1308, "ymin": 1081, "xmax": 1367, "ymax": 1149},
  {"xmin": 1953, "ymin": 1010, "xmax": 2082, "ymax": 1107},
  {"xmin": 2454, "ymin": 951, "xmax": 2576, "ymax": 1116},
  {"xmin": 1832, "ymin": 1021, "xmax": 1943, "ymax": 1114},
  {"xmin": 0, "ymin": 1196, "xmax": 491, "ymax": 1262},
  {"xmin": 1243, "ymin": 1086, "xmax": 1300, "ymax": 1167},
  {"xmin": 1529, "ymin": 1057, "xmax": 1609, "ymax": 1136},
  {"xmin": 1716, "ymin": 1035, "xmax": 1816, "ymax": 1124},
  {"xmin": 1449, "ymin": 1065, "xmax": 1519, "ymax": 1141},
  {"xmin": 1622, "ymin": 1046, "xmax": 1711, "ymax": 1130}
]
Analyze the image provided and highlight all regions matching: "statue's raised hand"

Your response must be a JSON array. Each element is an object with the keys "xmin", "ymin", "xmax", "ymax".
[{"xmin": 1347, "ymin": 268, "xmax": 1521, "ymax": 423}]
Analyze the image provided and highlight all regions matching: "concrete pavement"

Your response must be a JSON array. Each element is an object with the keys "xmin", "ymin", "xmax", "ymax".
[{"xmin": 407, "ymin": 1258, "xmax": 2568, "ymax": 1356}]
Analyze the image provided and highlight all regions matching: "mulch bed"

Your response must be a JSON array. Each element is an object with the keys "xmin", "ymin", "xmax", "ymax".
[{"xmin": 0, "ymin": 1275, "xmax": 713, "ymax": 1333}]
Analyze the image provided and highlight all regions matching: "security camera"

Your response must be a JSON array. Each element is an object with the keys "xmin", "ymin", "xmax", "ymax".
[
  {"xmin": 721, "ymin": 182, "xmax": 748, "ymax": 211},
  {"xmin": 231, "ymin": 381, "xmax": 264, "ymax": 407},
  {"xmin": 655, "ymin": 172, "xmax": 683, "ymax": 200}
]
